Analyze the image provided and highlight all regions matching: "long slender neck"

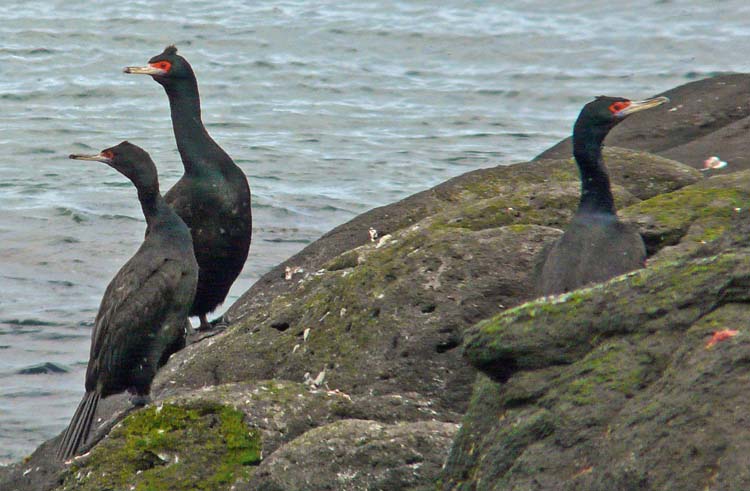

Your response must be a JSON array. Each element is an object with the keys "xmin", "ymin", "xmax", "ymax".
[
  {"xmin": 163, "ymin": 78, "xmax": 224, "ymax": 174},
  {"xmin": 572, "ymin": 123, "xmax": 616, "ymax": 215},
  {"xmin": 137, "ymin": 184, "xmax": 164, "ymax": 227}
]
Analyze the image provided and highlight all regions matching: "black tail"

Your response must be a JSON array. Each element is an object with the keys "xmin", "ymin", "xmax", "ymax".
[{"xmin": 56, "ymin": 391, "xmax": 100, "ymax": 461}]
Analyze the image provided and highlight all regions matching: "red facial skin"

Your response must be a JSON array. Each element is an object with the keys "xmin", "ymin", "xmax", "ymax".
[
  {"xmin": 608, "ymin": 100, "xmax": 631, "ymax": 114},
  {"xmin": 150, "ymin": 60, "xmax": 172, "ymax": 72}
]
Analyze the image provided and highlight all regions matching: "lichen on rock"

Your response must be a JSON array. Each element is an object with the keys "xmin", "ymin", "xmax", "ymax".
[
  {"xmin": 3, "ymin": 74, "xmax": 749, "ymax": 491},
  {"xmin": 59, "ymin": 401, "xmax": 261, "ymax": 491}
]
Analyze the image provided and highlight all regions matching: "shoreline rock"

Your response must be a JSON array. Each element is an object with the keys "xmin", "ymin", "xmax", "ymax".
[{"xmin": 3, "ymin": 74, "xmax": 748, "ymax": 491}]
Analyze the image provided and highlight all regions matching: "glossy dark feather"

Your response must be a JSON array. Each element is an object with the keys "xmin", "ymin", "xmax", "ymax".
[
  {"xmin": 538, "ymin": 95, "xmax": 666, "ymax": 295},
  {"xmin": 538, "ymin": 213, "xmax": 645, "ymax": 295},
  {"xmin": 126, "ymin": 46, "xmax": 253, "ymax": 330},
  {"xmin": 57, "ymin": 142, "xmax": 197, "ymax": 461}
]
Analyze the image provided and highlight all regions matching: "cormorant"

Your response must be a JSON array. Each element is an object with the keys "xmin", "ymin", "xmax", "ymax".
[
  {"xmin": 538, "ymin": 95, "xmax": 668, "ymax": 296},
  {"xmin": 57, "ymin": 142, "xmax": 198, "ymax": 461},
  {"xmin": 124, "ymin": 46, "xmax": 252, "ymax": 331}
]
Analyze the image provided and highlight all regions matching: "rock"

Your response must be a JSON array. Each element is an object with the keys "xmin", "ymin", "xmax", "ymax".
[
  {"xmin": 156, "ymin": 223, "xmax": 558, "ymax": 418},
  {"xmin": 241, "ymin": 419, "xmax": 458, "ymax": 491},
  {"xmin": 151, "ymin": 149, "xmax": 696, "ymax": 421},
  {"xmin": 56, "ymin": 401, "xmax": 262, "ymax": 491},
  {"xmin": 0, "ymin": 76, "xmax": 735, "ymax": 491},
  {"xmin": 621, "ymin": 171, "xmax": 750, "ymax": 257},
  {"xmin": 444, "ymin": 171, "xmax": 750, "ymax": 490},
  {"xmin": 536, "ymin": 73, "xmax": 750, "ymax": 173}
]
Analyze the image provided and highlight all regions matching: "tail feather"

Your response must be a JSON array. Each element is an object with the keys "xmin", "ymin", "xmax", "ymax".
[{"xmin": 56, "ymin": 391, "xmax": 100, "ymax": 461}]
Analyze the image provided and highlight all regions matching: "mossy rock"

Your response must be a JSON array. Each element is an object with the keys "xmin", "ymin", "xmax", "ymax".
[
  {"xmin": 463, "ymin": 251, "xmax": 748, "ymax": 375},
  {"xmin": 621, "ymin": 170, "xmax": 750, "ymax": 257},
  {"xmin": 155, "ymin": 223, "xmax": 560, "ymax": 418},
  {"xmin": 445, "ymin": 218, "xmax": 750, "ymax": 490},
  {"xmin": 431, "ymin": 147, "xmax": 698, "ymax": 233},
  {"xmin": 240, "ymin": 419, "xmax": 458, "ymax": 491},
  {"xmin": 57, "ymin": 402, "xmax": 261, "ymax": 491}
]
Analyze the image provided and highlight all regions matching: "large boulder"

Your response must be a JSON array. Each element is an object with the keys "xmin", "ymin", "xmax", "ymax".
[
  {"xmin": 536, "ymin": 73, "xmax": 750, "ymax": 173},
  {"xmin": 5, "ymin": 74, "xmax": 749, "ymax": 491},
  {"xmin": 0, "ymin": 147, "xmax": 697, "ymax": 491},
  {"xmin": 443, "ymin": 170, "xmax": 750, "ymax": 490}
]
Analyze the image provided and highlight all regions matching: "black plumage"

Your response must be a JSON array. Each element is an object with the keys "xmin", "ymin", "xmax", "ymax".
[
  {"xmin": 538, "ymin": 95, "xmax": 668, "ymax": 296},
  {"xmin": 125, "ymin": 46, "xmax": 252, "ymax": 331},
  {"xmin": 57, "ymin": 142, "xmax": 198, "ymax": 461}
]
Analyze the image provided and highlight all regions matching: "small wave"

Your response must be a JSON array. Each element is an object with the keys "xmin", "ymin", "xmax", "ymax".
[
  {"xmin": 1, "ymin": 318, "xmax": 63, "ymax": 327},
  {"xmin": 0, "ymin": 92, "xmax": 40, "ymax": 101},
  {"xmin": 2, "ymin": 390, "xmax": 55, "ymax": 398},
  {"xmin": 100, "ymin": 214, "xmax": 141, "ymax": 222},
  {"xmin": 57, "ymin": 237, "xmax": 80, "ymax": 245},
  {"xmin": 248, "ymin": 173, "xmax": 281, "ymax": 181},
  {"xmin": 35, "ymin": 333, "xmax": 87, "ymax": 342},
  {"xmin": 263, "ymin": 238, "xmax": 312, "ymax": 244},
  {"xmin": 54, "ymin": 206, "xmax": 89, "ymax": 223},
  {"xmin": 47, "ymin": 279, "xmax": 75, "ymax": 286},
  {"xmin": 477, "ymin": 89, "xmax": 521, "ymax": 97},
  {"xmin": 253, "ymin": 60, "xmax": 276, "ymax": 69},
  {"xmin": 16, "ymin": 362, "xmax": 68, "ymax": 375}
]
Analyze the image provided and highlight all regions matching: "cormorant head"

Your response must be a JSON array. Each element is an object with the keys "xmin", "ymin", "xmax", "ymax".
[
  {"xmin": 577, "ymin": 95, "xmax": 669, "ymax": 133},
  {"xmin": 70, "ymin": 141, "xmax": 158, "ymax": 193},
  {"xmin": 124, "ymin": 45, "xmax": 196, "ymax": 88}
]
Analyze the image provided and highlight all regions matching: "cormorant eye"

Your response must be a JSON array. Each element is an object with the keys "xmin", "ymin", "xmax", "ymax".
[
  {"xmin": 102, "ymin": 150, "xmax": 114, "ymax": 159},
  {"xmin": 608, "ymin": 101, "xmax": 631, "ymax": 114},
  {"xmin": 150, "ymin": 61, "xmax": 172, "ymax": 72}
]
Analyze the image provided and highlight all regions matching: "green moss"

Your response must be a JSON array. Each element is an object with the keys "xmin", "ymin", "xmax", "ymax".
[
  {"xmin": 557, "ymin": 343, "xmax": 649, "ymax": 406},
  {"xmin": 61, "ymin": 402, "xmax": 261, "ymax": 491},
  {"xmin": 503, "ymin": 224, "xmax": 536, "ymax": 233},
  {"xmin": 324, "ymin": 250, "xmax": 360, "ymax": 271},
  {"xmin": 465, "ymin": 251, "xmax": 745, "ymax": 377},
  {"xmin": 430, "ymin": 187, "xmax": 579, "ymax": 232},
  {"xmin": 564, "ymin": 379, "xmax": 595, "ymax": 405},
  {"xmin": 622, "ymin": 180, "xmax": 750, "ymax": 248}
]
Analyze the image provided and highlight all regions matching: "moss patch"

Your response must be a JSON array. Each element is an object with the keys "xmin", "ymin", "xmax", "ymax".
[
  {"xmin": 621, "ymin": 172, "xmax": 750, "ymax": 251},
  {"xmin": 464, "ymin": 252, "xmax": 747, "ymax": 375},
  {"xmin": 60, "ymin": 402, "xmax": 261, "ymax": 491}
]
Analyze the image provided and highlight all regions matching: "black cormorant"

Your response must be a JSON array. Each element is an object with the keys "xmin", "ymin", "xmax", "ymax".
[
  {"xmin": 57, "ymin": 142, "xmax": 198, "ymax": 461},
  {"xmin": 124, "ymin": 46, "xmax": 252, "ymax": 331},
  {"xmin": 538, "ymin": 95, "xmax": 668, "ymax": 295}
]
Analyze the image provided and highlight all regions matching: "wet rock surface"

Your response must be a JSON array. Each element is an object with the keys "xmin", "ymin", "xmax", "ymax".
[
  {"xmin": 2, "ymin": 75, "xmax": 747, "ymax": 491},
  {"xmin": 536, "ymin": 73, "xmax": 750, "ymax": 173}
]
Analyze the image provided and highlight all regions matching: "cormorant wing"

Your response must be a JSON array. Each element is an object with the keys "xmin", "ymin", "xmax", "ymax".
[{"xmin": 84, "ymin": 255, "xmax": 188, "ymax": 391}]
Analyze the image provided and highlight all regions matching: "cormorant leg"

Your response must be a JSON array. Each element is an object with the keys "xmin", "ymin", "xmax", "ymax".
[
  {"xmin": 129, "ymin": 393, "xmax": 152, "ymax": 407},
  {"xmin": 197, "ymin": 313, "xmax": 211, "ymax": 331}
]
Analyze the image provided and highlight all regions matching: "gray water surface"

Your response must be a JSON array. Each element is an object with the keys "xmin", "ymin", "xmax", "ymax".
[{"xmin": 1, "ymin": 0, "xmax": 748, "ymax": 463}]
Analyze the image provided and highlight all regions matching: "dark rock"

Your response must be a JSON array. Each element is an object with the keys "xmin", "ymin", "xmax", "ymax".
[
  {"xmin": 0, "ymin": 75, "xmax": 737, "ymax": 491},
  {"xmin": 240, "ymin": 419, "xmax": 458, "ymax": 491},
  {"xmin": 536, "ymin": 73, "xmax": 750, "ymax": 172},
  {"xmin": 445, "ymin": 171, "xmax": 750, "ymax": 490}
]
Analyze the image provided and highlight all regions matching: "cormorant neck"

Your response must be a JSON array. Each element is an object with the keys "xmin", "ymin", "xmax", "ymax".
[
  {"xmin": 572, "ymin": 123, "xmax": 616, "ymax": 215},
  {"xmin": 137, "ymin": 185, "xmax": 164, "ymax": 226},
  {"xmin": 164, "ymin": 78, "xmax": 224, "ymax": 174}
]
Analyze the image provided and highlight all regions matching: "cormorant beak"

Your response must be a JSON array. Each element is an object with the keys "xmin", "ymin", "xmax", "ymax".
[
  {"xmin": 616, "ymin": 96, "xmax": 669, "ymax": 117},
  {"xmin": 123, "ymin": 65, "xmax": 167, "ymax": 76},
  {"xmin": 69, "ymin": 153, "xmax": 113, "ymax": 165}
]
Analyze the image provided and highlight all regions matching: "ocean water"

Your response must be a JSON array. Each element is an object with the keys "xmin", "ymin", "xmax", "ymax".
[{"xmin": 1, "ymin": 0, "xmax": 749, "ymax": 463}]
